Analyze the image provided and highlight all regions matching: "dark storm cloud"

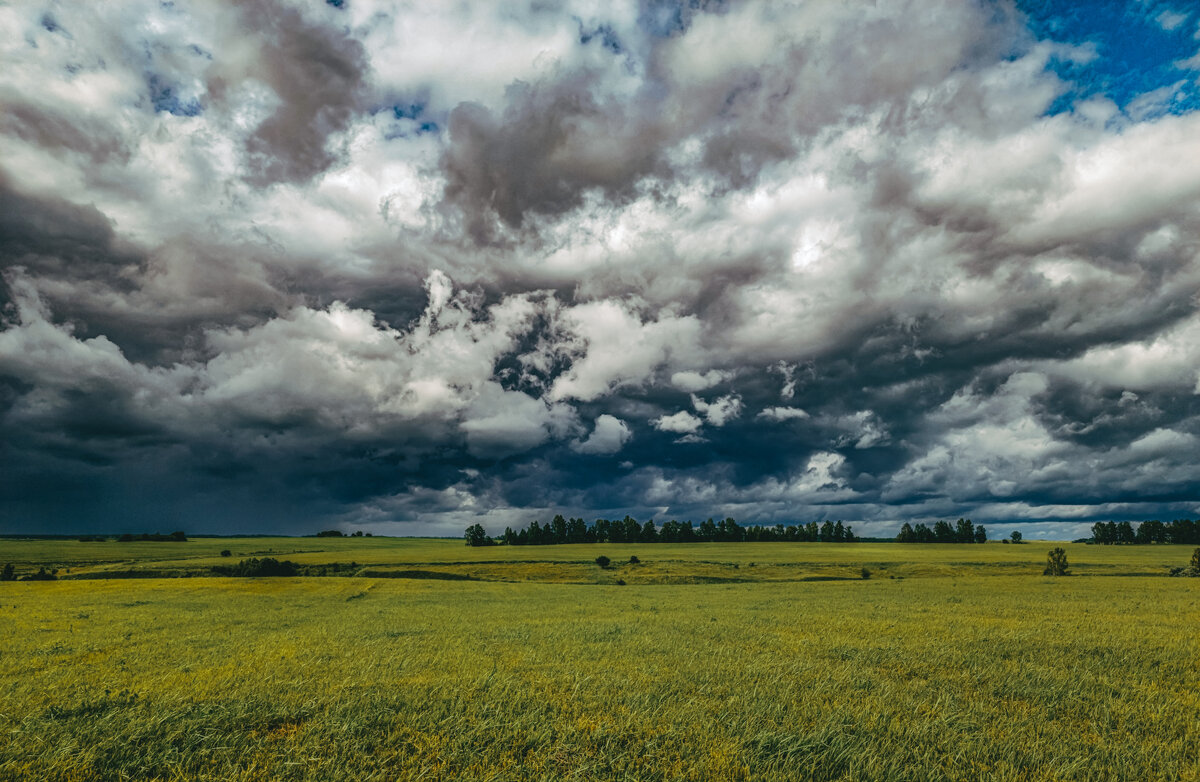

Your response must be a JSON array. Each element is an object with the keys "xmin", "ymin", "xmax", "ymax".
[
  {"xmin": 2, "ymin": 0, "xmax": 1200, "ymax": 534},
  {"xmin": 0, "ymin": 97, "xmax": 131, "ymax": 165},
  {"xmin": 0, "ymin": 172, "xmax": 140, "ymax": 285},
  {"xmin": 440, "ymin": 74, "xmax": 667, "ymax": 242},
  {"xmin": 217, "ymin": 0, "xmax": 370, "ymax": 186}
]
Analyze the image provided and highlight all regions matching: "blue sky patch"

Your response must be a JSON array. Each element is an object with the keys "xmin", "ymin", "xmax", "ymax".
[
  {"xmin": 1019, "ymin": 0, "xmax": 1200, "ymax": 117},
  {"xmin": 379, "ymin": 101, "xmax": 440, "ymax": 139},
  {"xmin": 147, "ymin": 75, "xmax": 202, "ymax": 117}
]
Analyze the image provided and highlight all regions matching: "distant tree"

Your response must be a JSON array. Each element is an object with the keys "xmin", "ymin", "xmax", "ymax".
[
  {"xmin": 24, "ymin": 567, "xmax": 56, "ymax": 581},
  {"xmin": 629, "ymin": 555, "xmax": 640, "ymax": 565},
  {"xmin": 974, "ymin": 526, "xmax": 987, "ymax": 544},
  {"xmin": 0, "ymin": 564, "xmax": 13, "ymax": 582},
  {"xmin": 1043, "ymin": 547, "xmax": 1069, "ymax": 576},
  {"xmin": 1136, "ymin": 520, "xmax": 1166, "ymax": 544},
  {"xmin": 819, "ymin": 521, "xmax": 835, "ymax": 542},
  {"xmin": 1116, "ymin": 521, "xmax": 1135, "ymax": 544},
  {"xmin": 933, "ymin": 520, "xmax": 956, "ymax": 543},
  {"xmin": 352, "ymin": 530, "xmax": 363, "ymax": 537},
  {"xmin": 551, "ymin": 514, "xmax": 568, "ymax": 544},
  {"xmin": 1010, "ymin": 530, "xmax": 1023, "ymax": 544},
  {"xmin": 594, "ymin": 555, "xmax": 611, "ymax": 569},
  {"xmin": 1192, "ymin": 548, "xmax": 1200, "ymax": 570},
  {"xmin": 718, "ymin": 517, "xmax": 744, "ymax": 542},
  {"xmin": 833, "ymin": 521, "xmax": 846, "ymax": 542},
  {"xmin": 1167, "ymin": 519, "xmax": 1198, "ymax": 545},
  {"xmin": 316, "ymin": 530, "xmax": 344, "ymax": 537},
  {"xmin": 641, "ymin": 520, "xmax": 658, "ymax": 543},
  {"xmin": 568, "ymin": 517, "xmax": 589, "ymax": 543},
  {"xmin": 896, "ymin": 522, "xmax": 915, "ymax": 543},
  {"xmin": 463, "ymin": 524, "xmax": 491, "ymax": 547},
  {"xmin": 955, "ymin": 518, "xmax": 974, "ymax": 543},
  {"xmin": 220, "ymin": 549, "xmax": 232, "ymax": 557}
]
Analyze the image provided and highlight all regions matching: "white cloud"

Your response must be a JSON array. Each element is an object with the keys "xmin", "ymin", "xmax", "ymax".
[
  {"xmin": 652, "ymin": 410, "xmax": 703, "ymax": 435},
  {"xmin": 570, "ymin": 414, "xmax": 632, "ymax": 455},
  {"xmin": 758, "ymin": 407, "xmax": 809, "ymax": 421},
  {"xmin": 670, "ymin": 369, "xmax": 730, "ymax": 392},
  {"xmin": 691, "ymin": 393, "xmax": 742, "ymax": 426}
]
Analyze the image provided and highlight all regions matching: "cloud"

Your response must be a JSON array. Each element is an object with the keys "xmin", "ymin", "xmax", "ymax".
[
  {"xmin": 670, "ymin": 369, "xmax": 730, "ymax": 392},
  {"xmin": 652, "ymin": 410, "xmax": 703, "ymax": 435},
  {"xmin": 571, "ymin": 414, "xmax": 632, "ymax": 455},
  {"xmin": 758, "ymin": 407, "xmax": 809, "ymax": 422},
  {"xmin": 691, "ymin": 393, "xmax": 742, "ymax": 426},
  {"xmin": 219, "ymin": 0, "xmax": 371, "ymax": 186},
  {"xmin": 3, "ymin": 0, "xmax": 1200, "ymax": 534}
]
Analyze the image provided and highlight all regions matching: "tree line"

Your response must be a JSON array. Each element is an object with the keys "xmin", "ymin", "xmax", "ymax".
[
  {"xmin": 464, "ymin": 516, "xmax": 859, "ymax": 547},
  {"xmin": 896, "ymin": 519, "xmax": 988, "ymax": 544},
  {"xmin": 1091, "ymin": 519, "xmax": 1199, "ymax": 545}
]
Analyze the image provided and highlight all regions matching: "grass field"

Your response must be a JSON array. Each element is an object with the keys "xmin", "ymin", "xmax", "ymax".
[{"xmin": 2, "ymin": 539, "xmax": 1198, "ymax": 780}]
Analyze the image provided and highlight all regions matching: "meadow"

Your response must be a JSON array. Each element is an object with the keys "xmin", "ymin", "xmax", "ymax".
[{"xmin": 1, "ymin": 538, "xmax": 1198, "ymax": 780}]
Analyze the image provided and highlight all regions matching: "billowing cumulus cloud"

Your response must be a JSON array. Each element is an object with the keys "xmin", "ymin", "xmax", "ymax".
[
  {"xmin": 571, "ymin": 414, "xmax": 632, "ymax": 456},
  {"xmin": 2, "ymin": 0, "xmax": 1200, "ymax": 535}
]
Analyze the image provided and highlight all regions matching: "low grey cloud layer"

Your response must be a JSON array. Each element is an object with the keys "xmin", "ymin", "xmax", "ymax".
[{"xmin": 2, "ymin": 0, "xmax": 1200, "ymax": 537}]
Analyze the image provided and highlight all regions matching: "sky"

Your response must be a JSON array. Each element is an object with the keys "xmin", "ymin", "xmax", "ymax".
[{"xmin": 2, "ymin": 0, "xmax": 1200, "ymax": 539}]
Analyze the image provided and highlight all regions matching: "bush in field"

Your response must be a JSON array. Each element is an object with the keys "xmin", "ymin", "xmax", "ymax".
[
  {"xmin": 629, "ymin": 555, "xmax": 640, "ymax": 564},
  {"xmin": 595, "ymin": 555, "xmax": 611, "ymax": 569},
  {"xmin": 23, "ymin": 567, "xmax": 57, "ymax": 581},
  {"xmin": 1172, "ymin": 548, "xmax": 1200, "ymax": 577},
  {"xmin": 220, "ymin": 549, "xmax": 232, "ymax": 557},
  {"xmin": 1043, "ymin": 548, "xmax": 1069, "ymax": 576},
  {"xmin": 213, "ymin": 558, "xmax": 298, "ymax": 577},
  {"xmin": 0, "ymin": 564, "xmax": 14, "ymax": 581}
]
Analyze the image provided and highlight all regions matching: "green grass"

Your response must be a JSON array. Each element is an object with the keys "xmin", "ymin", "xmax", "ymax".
[
  {"xmin": 1, "ymin": 541, "xmax": 1198, "ymax": 780},
  {"xmin": 1, "ymin": 537, "xmax": 1194, "ymax": 582}
]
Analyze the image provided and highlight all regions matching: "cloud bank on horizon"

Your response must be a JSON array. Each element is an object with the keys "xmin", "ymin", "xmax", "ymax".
[{"xmin": 2, "ymin": 0, "xmax": 1200, "ymax": 537}]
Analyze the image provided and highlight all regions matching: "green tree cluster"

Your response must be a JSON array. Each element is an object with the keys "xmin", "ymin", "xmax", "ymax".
[
  {"xmin": 896, "ymin": 519, "xmax": 986, "ymax": 543},
  {"xmin": 482, "ymin": 515, "xmax": 858, "ymax": 546},
  {"xmin": 1091, "ymin": 519, "xmax": 1199, "ymax": 545},
  {"xmin": 211, "ymin": 558, "xmax": 299, "ymax": 577}
]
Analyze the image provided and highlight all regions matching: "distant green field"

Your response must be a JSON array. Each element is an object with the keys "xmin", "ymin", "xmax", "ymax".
[
  {"xmin": 1, "ymin": 540, "xmax": 1198, "ymax": 780},
  {"xmin": 1, "ymin": 536, "xmax": 1195, "ymax": 582}
]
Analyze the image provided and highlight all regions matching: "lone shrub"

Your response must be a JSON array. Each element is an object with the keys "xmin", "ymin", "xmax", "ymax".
[
  {"xmin": 860, "ymin": 567, "xmax": 871, "ymax": 580},
  {"xmin": 629, "ymin": 555, "xmax": 640, "ymax": 565},
  {"xmin": 219, "ymin": 549, "xmax": 232, "ymax": 557},
  {"xmin": 214, "ymin": 557, "xmax": 298, "ymax": 577},
  {"xmin": 1173, "ymin": 548, "xmax": 1200, "ymax": 577},
  {"xmin": 0, "ymin": 563, "xmax": 14, "ymax": 581},
  {"xmin": 1043, "ymin": 547, "xmax": 1069, "ymax": 576},
  {"xmin": 594, "ymin": 555, "xmax": 611, "ymax": 569}
]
